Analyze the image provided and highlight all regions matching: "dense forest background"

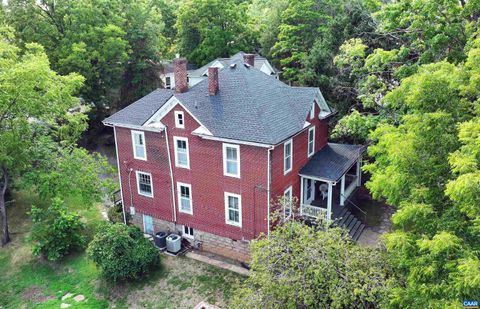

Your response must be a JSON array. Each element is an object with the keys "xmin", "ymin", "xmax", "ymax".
[{"xmin": 1, "ymin": 0, "xmax": 480, "ymax": 307}]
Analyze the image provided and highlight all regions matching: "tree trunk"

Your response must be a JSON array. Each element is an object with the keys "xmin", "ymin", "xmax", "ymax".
[{"xmin": 0, "ymin": 167, "xmax": 10, "ymax": 246}]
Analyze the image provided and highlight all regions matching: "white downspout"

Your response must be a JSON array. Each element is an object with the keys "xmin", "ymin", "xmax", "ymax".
[
  {"xmin": 113, "ymin": 126, "xmax": 127, "ymax": 225},
  {"xmin": 267, "ymin": 146, "xmax": 274, "ymax": 236},
  {"xmin": 164, "ymin": 126, "xmax": 177, "ymax": 223}
]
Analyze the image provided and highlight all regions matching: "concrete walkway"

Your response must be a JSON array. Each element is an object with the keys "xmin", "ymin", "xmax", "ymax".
[
  {"xmin": 357, "ymin": 204, "xmax": 395, "ymax": 247},
  {"xmin": 185, "ymin": 252, "xmax": 249, "ymax": 276}
]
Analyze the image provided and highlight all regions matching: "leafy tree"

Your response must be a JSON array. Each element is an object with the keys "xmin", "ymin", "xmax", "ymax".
[
  {"xmin": 232, "ymin": 221, "xmax": 394, "ymax": 308},
  {"xmin": 362, "ymin": 41, "xmax": 480, "ymax": 306},
  {"xmin": 4, "ymin": 0, "xmax": 167, "ymax": 111},
  {"xmin": 175, "ymin": 0, "xmax": 257, "ymax": 66},
  {"xmin": 87, "ymin": 223, "xmax": 160, "ymax": 282},
  {"xmin": 0, "ymin": 29, "xmax": 112, "ymax": 245},
  {"xmin": 29, "ymin": 198, "xmax": 86, "ymax": 261},
  {"xmin": 331, "ymin": 109, "xmax": 379, "ymax": 144},
  {"xmin": 269, "ymin": 0, "xmax": 378, "ymax": 114}
]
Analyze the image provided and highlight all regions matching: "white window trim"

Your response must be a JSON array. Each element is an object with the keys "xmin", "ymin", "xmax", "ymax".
[
  {"xmin": 284, "ymin": 186, "xmax": 293, "ymax": 219},
  {"xmin": 284, "ymin": 139, "xmax": 293, "ymax": 175},
  {"xmin": 136, "ymin": 171, "xmax": 154, "ymax": 198},
  {"xmin": 131, "ymin": 130, "xmax": 147, "ymax": 161},
  {"xmin": 174, "ymin": 110, "xmax": 185, "ymax": 129},
  {"xmin": 182, "ymin": 225, "xmax": 194, "ymax": 239},
  {"xmin": 173, "ymin": 136, "xmax": 190, "ymax": 169},
  {"xmin": 310, "ymin": 101, "xmax": 315, "ymax": 119},
  {"xmin": 222, "ymin": 143, "xmax": 240, "ymax": 178},
  {"xmin": 143, "ymin": 214, "xmax": 154, "ymax": 234},
  {"xmin": 224, "ymin": 192, "xmax": 242, "ymax": 227},
  {"xmin": 177, "ymin": 182, "xmax": 193, "ymax": 215},
  {"xmin": 308, "ymin": 126, "xmax": 315, "ymax": 157}
]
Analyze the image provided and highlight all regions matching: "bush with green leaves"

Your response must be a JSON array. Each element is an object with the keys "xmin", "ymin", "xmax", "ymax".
[
  {"xmin": 87, "ymin": 223, "xmax": 160, "ymax": 282},
  {"xmin": 29, "ymin": 198, "xmax": 86, "ymax": 261},
  {"xmin": 232, "ymin": 221, "xmax": 395, "ymax": 308},
  {"xmin": 107, "ymin": 204, "xmax": 130, "ymax": 224}
]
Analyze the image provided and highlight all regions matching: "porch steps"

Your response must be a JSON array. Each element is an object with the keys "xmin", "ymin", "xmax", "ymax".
[{"xmin": 333, "ymin": 208, "xmax": 365, "ymax": 242}]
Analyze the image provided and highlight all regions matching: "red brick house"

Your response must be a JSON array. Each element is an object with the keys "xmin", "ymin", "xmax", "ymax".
[{"xmin": 104, "ymin": 54, "xmax": 365, "ymax": 262}]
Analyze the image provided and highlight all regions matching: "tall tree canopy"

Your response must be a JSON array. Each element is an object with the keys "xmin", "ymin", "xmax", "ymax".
[
  {"xmin": 3, "ymin": 0, "xmax": 168, "ymax": 112},
  {"xmin": 0, "ymin": 28, "xmax": 113, "ymax": 245},
  {"xmin": 175, "ymin": 0, "xmax": 257, "ymax": 66}
]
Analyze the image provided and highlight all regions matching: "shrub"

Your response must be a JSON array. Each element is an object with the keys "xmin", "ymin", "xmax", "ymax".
[
  {"xmin": 29, "ymin": 198, "xmax": 86, "ymax": 261},
  {"xmin": 87, "ymin": 223, "xmax": 160, "ymax": 281},
  {"xmin": 232, "ymin": 221, "xmax": 395, "ymax": 308},
  {"xmin": 107, "ymin": 204, "xmax": 130, "ymax": 224}
]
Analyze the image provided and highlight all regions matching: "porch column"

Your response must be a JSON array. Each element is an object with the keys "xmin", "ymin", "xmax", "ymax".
[
  {"xmin": 356, "ymin": 155, "xmax": 362, "ymax": 186},
  {"xmin": 300, "ymin": 176, "xmax": 304, "ymax": 207},
  {"xmin": 327, "ymin": 182, "xmax": 333, "ymax": 221},
  {"xmin": 340, "ymin": 174, "xmax": 345, "ymax": 206}
]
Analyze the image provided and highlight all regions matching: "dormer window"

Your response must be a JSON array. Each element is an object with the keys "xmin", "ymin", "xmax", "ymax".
[
  {"xmin": 132, "ymin": 131, "xmax": 146, "ymax": 160},
  {"xmin": 165, "ymin": 76, "xmax": 171, "ymax": 89},
  {"xmin": 175, "ymin": 111, "xmax": 184, "ymax": 128}
]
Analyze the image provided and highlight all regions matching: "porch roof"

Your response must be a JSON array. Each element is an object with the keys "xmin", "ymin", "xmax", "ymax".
[{"xmin": 300, "ymin": 143, "xmax": 366, "ymax": 182}]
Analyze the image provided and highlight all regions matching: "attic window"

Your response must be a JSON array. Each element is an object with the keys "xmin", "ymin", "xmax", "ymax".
[{"xmin": 175, "ymin": 111, "xmax": 184, "ymax": 129}]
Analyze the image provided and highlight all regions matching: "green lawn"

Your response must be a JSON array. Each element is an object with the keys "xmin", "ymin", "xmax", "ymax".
[{"xmin": 0, "ymin": 191, "xmax": 242, "ymax": 308}]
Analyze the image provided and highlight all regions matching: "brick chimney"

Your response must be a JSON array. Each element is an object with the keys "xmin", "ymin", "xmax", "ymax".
[
  {"xmin": 173, "ymin": 58, "xmax": 188, "ymax": 93},
  {"xmin": 243, "ymin": 54, "xmax": 255, "ymax": 67},
  {"xmin": 208, "ymin": 67, "xmax": 219, "ymax": 96}
]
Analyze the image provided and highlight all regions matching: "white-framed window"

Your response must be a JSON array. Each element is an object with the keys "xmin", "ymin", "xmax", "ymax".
[
  {"xmin": 131, "ymin": 130, "xmax": 146, "ymax": 160},
  {"xmin": 224, "ymin": 192, "xmax": 242, "ymax": 227},
  {"xmin": 310, "ymin": 101, "xmax": 315, "ymax": 119},
  {"xmin": 284, "ymin": 186, "xmax": 292, "ymax": 218},
  {"xmin": 223, "ymin": 143, "xmax": 240, "ymax": 178},
  {"xmin": 284, "ymin": 139, "xmax": 293, "ymax": 174},
  {"xmin": 136, "ymin": 171, "xmax": 153, "ymax": 197},
  {"xmin": 177, "ymin": 182, "xmax": 193, "ymax": 214},
  {"xmin": 173, "ymin": 136, "xmax": 190, "ymax": 169},
  {"xmin": 143, "ymin": 214, "xmax": 154, "ymax": 234},
  {"xmin": 165, "ymin": 76, "xmax": 171, "ymax": 89},
  {"xmin": 175, "ymin": 111, "xmax": 184, "ymax": 129},
  {"xmin": 182, "ymin": 225, "xmax": 194, "ymax": 239},
  {"xmin": 308, "ymin": 126, "xmax": 315, "ymax": 157}
]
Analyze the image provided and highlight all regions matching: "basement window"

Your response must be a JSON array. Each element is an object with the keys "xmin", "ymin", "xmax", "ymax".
[{"xmin": 182, "ymin": 225, "xmax": 194, "ymax": 239}]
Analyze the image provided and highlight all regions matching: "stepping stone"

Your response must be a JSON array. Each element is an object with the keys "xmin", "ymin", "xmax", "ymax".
[
  {"xmin": 73, "ymin": 294, "xmax": 85, "ymax": 302},
  {"xmin": 60, "ymin": 304, "xmax": 71, "ymax": 308},
  {"xmin": 61, "ymin": 293, "xmax": 73, "ymax": 301}
]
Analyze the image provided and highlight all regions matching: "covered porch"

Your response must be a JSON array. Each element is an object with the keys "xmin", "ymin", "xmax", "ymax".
[{"xmin": 299, "ymin": 143, "xmax": 366, "ymax": 222}]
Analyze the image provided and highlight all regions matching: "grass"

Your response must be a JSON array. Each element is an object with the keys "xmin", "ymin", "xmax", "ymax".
[{"xmin": 0, "ymin": 191, "xmax": 243, "ymax": 308}]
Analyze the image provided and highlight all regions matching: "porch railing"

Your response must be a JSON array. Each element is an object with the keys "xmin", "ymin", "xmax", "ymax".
[{"xmin": 300, "ymin": 204, "xmax": 328, "ymax": 219}]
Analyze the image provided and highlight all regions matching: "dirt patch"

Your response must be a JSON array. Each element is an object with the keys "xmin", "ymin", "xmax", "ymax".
[{"xmin": 21, "ymin": 286, "xmax": 55, "ymax": 304}]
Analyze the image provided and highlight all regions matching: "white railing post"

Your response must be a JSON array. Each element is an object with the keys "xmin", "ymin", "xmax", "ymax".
[
  {"xmin": 356, "ymin": 156, "xmax": 362, "ymax": 186},
  {"xmin": 340, "ymin": 175, "xmax": 345, "ymax": 206},
  {"xmin": 300, "ymin": 176, "xmax": 304, "ymax": 209},
  {"xmin": 327, "ymin": 182, "xmax": 333, "ymax": 221}
]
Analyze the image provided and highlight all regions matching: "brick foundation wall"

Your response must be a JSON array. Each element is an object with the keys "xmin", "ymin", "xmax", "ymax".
[{"xmin": 132, "ymin": 212, "xmax": 251, "ymax": 262}]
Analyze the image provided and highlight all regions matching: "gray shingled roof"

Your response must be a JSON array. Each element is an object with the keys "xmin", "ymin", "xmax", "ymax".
[
  {"xmin": 300, "ymin": 143, "xmax": 366, "ymax": 182},
  {"xmin": 104, "ymin": 89, "xmax": 174, "ymax": 126},
  {"xmin": 189, "ymin": 51, "xmax": 277, "ymax": 77},
  {"xmin": 104, "ymin": 59, "xmax": 330, "ymax": 145}
]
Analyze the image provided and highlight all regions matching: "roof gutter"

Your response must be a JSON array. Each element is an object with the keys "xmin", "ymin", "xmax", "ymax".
[
  {"xmin": 102, "ymin": 121, "xmax": 165, "ymax": 132},
  {"xmin": 193, "ymin": 133, "xmax": 273, "ymax": 148}
]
